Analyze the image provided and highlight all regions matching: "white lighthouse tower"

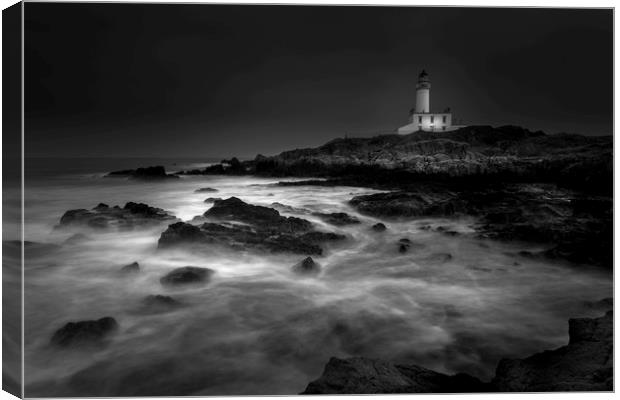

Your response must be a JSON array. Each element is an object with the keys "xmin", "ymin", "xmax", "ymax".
[
  {"xmin": 398, "ymin": 70, "xmax": 463, "ymax": 134},
  {"xmin": 415, "ymin": 70, "xmax": 430, "ymax": 113}
]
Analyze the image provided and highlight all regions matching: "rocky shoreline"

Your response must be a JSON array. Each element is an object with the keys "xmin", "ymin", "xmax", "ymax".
[{"xmin": 302, "ymin": 310, "xmax": 613, "ymax": 394}]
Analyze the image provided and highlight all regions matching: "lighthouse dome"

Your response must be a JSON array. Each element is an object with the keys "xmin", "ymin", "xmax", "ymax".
[{"xmin": 418, "ymin": 69, "xmax": 429, "ymax": 82}]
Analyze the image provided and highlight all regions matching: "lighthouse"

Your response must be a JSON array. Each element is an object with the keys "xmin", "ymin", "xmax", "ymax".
[
  {"xmin": 415, "ymin": 70, "xmax": 430, "ymax": 113},
  {"xmin": 397, "ymin": 70, "xmax": 464, "ymax": 134}
]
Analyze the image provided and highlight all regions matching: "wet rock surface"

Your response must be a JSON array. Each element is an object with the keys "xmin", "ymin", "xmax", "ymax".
[
  {"xmin": 106, "ymin": 165, "xmax": 178, "ymax": 180},
  {"xmin": 50, "ymin": 317, "xmax": 119, "ymax": 348},
  {"xmin": 58, "ymin": 202, "xmax": 178, "ymax": 231},
  {"xmin": 140, "ymin": 295, "xmax": 182, "ymax": 313},
  {"xmin": 313, "ymin": 212, "xmax": 360, "ymax": 226},
  {"xmin": 350, "ymin": 183, "xmax": 612, "ymax": 268},
  {"xmin": 160, "ymin": 266, "xmax": 214, "ymax": 286},
  {"xmin": 158, "ymin": 198, "xmax": 345, "ymax": 255},
  {"xmin": 303, "ymin": 312, "xmax": 613, "ymax": 394}
]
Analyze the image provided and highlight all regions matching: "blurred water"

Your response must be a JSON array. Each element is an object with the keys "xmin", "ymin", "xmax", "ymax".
[{"xmin": 16, "ymin": 158, "xmax": 612, "ymax": 396}]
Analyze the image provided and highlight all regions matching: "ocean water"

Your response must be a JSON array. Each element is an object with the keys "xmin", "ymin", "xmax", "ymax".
[{"xmin": 9, "ymin": 158, "xmax": 612, "ymax": 396}]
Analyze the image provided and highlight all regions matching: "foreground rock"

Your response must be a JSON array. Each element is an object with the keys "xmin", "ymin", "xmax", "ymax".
[
  {"xmin": 158, "ymin": 198, "xmax": 345, "ymax": 255},
  {"xmin": 302, "ymin": 357, "xmax": 488, "ymax": 394},
  {"xmin": 160, "ymin": 266, "xmax": 214, "ymax": 286},
  {"xmin": 493, "ymin": 310, "xmax": 612, "ymax": 391},
  {"xmin": 50, "ymin": 317, "xmax": 119, "ymax": 348},
  {"xmin": 106, "ymin": 165, "xmax": 178, "ymax": 180},
  {"xmin": 292, "ymin": 257, "xmax": 321, "ymax": 275},
  {"xmin": 303, "ymin": 312, "xmax": 612, "ymax": 394},
  {"xmin": 350, "ymin": 183, "xmax": 612, "ymax": 268},
  {"xmin": 58, "ymin": 202, "xmax": 178, "ymax": 231}
]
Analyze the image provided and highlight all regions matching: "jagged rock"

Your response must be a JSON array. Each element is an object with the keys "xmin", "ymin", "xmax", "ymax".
[
  {"xmin": 204, "ymin": 197, "xmax": 312, "ymax": 233},
  {"xmin": 313, "ymin": 212, "xmax": 360, "ymax": 226},
  {"xmin": 50, "ymin": 317, "xmax": 119, "ymax": 348},
  {"xmin": 159, "ymin": 266, "xmax": 214, "ymax": 286},
  {"xmin": 195, "ymin": 187, "xmax": 218, "ymax": 193},
  {"xmin": 302, "ymin": 357, "xmax": 488, "ymax": 394},
  {"xmin": 292, "ymin": 257, "xmax": 321, "ymax": 275},
  {"xmin": 493, "ymin": 311, "xmax": 613, "ymax": 391},
  {"xmin": 371, "ymin": 223, "xmax": 387, "ymax": 232},
  {"xmin": 120, "ymin": 262, "xmax": 140, "ymax": 273},
  {"xmin": 203, "ymin": 197, "xmax": 222, "ymax": 203},
  {"xmin": 159, "ymin": 198, "xmax": 344, "ymax": 255},
  {"xmin": 106, "ymin": 166, "xmax": 178, "ymax": 180},
  {"xmin": 58, "ymin": 202, "xmax": 177, "ymax": 231}
]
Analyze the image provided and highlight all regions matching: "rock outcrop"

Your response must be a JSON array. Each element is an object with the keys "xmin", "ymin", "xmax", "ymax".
[
  {"xmin": 58, "ymin": 202, "xmax": 178, "ymax": 231},
  {"xmin": 50, "ymin": 317, "xmax": 119, "ymax": 348},
  {"xmin": 302, "ymin": 312, "xmax": 613, "ymax": 394},
  {"xmin": 313, "ymin": 212, "xmax": 360, "ymax": 226},
  {"xmin": 106, "ymin": 165, "xmax": 178, "ymax": 180},
  {"xmin": 292, "ymin": 257, "xmax": 321, "ymax": 275},
  {"xmin": 158, "ymin": 198, "xmax": 345, "ymax": 255},
  {"xmin": 302, "ymin": 357, "xmax": 488, "ymax": 394},
  {"xmin": 350, "ymin": 183, "xmax": 612, "ymax": 268},
  {"xmin": 492, "ymin": 310, "xmax": 613, "ymax": 391}
]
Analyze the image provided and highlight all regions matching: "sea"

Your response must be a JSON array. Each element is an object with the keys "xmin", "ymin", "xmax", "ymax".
[{"xmin": 3, "ymin": 157, "xmax": 612, "ymax": 396}]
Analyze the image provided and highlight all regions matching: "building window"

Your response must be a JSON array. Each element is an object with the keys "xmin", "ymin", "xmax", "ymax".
[
  {"xmin": 430, "ymin": 116, "xmax": 434, "ymax": 123},
  {"xmin": 418, "ymin": 116, "xmax": 422, "ymax": 123},
  {"xmin": 442, "ymin": 116, "xmax": 447, "ymax": 123}
]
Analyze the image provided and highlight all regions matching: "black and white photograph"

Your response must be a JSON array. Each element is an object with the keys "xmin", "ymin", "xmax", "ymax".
[{"xmin": 1, "ymin": 1, "xmax": 615, "ymax": 397}]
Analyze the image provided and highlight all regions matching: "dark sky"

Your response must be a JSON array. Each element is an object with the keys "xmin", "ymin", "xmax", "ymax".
[{"xmin": 25, "ymin": 3, "xmax": 613, "ymax": 158}]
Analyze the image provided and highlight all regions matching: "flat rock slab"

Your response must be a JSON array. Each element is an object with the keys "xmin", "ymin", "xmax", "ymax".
[{"xmin": 58, "ymin": 202, "xmax": 178, "ymax": 231}]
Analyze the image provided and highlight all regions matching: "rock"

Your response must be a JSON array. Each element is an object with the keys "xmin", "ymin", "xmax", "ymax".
[
  {"xmin": 493, "ymin": 311, "xmax": 612, "ymax": 391},
  {"xmin": 120, "ymin": 262, "xmax": 140, "ymax": 273},
  {"xmin": 304, "ymin": 312, "xmax": 613, "ymax": 394},
  {"xmin": 398, "ymin": 238, "xmax": 411, "ymax": 253},
  {"xmin": 140, "ymin": 295, "xmax": 182, "ymax": 313},
  {"xmin": 302, "ymin": 357, "xmax": 488, "ymax": 394},
  {"xmin": 106, "ymin": 165, "xmax": 178, "ymax": 180},
  {"xmin": 194, "ymin": 187, "xmax": 218, "ymax": 193},
  {"xmin": 313, "ymin": 212, "xmax": 360, "ymax": 226},
  {"xmin": 159, "ymin": 198, "xmax": 344, "ymax": 255},
  {"xmin": 159, "ymin": 266, "xmax": 214, "ymax": 286},
  {"xmin": 203, "ymin": 197, "xmax": 222, "ymax": 203},
  {"xmin": 58, "ymin": 202, "xmax": 177, "ymax": 231},
  {"xmin": 371, "ymin": 223, "xmax": 387, "ymax": 232},
  {"xmin": 50, "ymin": 317, "xmax": 119, "ymax": 348},
  {"xmin": 204, "ymin": 197, "xmax": 312, "ymax": 233},
  {"xmin": 292, "ymin": 257, "xmax": 321, "ymax": 275}
]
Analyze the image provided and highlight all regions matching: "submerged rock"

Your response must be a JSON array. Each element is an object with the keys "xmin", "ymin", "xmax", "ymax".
[
  {"xmin": 140, "ymin": 295, "xmax": 182, "ymax": 313},
  {"xmin": 106, "ymin": 166, "xmax": 178, "ymax": 180},
  {"xmin": 63, "ymin": 233, "xmax": 90, "ymax": 245},
  {"xmin": 195, "ymin": 187, "xmax": 219, "ymax": 193},
  {"xmin": 292, "ymin": 257, "xmax": 321, "ymax": 275},
  {"xmin": 313, "ymin": 212, "xmax": 360, "ymax": 226},
  {"xmin": 371, "ymin": 222, "xmax": 387, "ymax": 232},
  {"xmin": 50, "ymin": 317, "xmax": 119, "ymax": 348},
  {"xmin": 58, "ymin": 202, "xmax": 177, "ymax": 231},
  {"xmin": 302, "ymin": 357, "xmax": 488, "ymax": 394},
  {"xmin": 159, "ymin": 266, "xmax": 214, "ymax": 286},
  {"xmin": 398, "ymin": 238, "xmax": 411, "ymax": 253},
  {"xmin": 120, "ymin": 262, "xmax": 140, "ymax": 273}
]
